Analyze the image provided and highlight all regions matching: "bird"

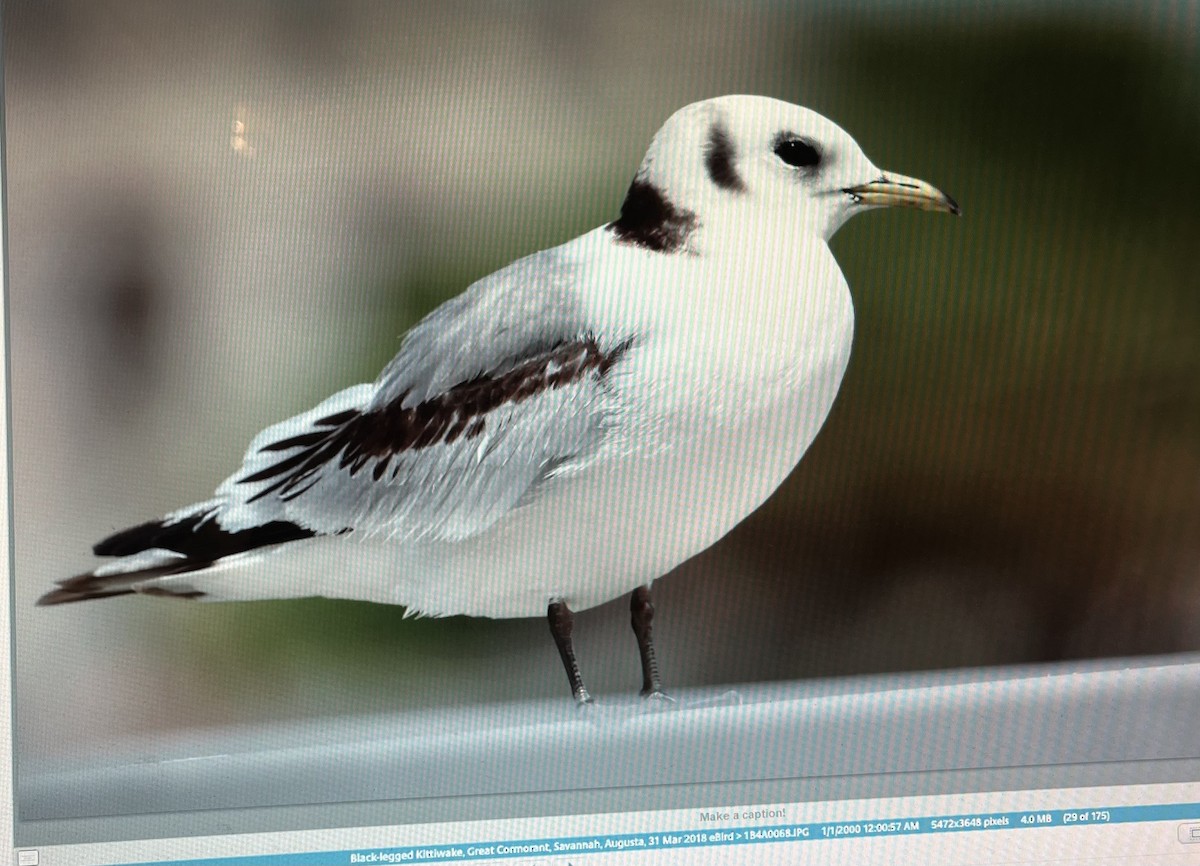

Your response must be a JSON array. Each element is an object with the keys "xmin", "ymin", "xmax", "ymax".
[{"xmin": 39, "ymin": 95, "xmax": 958, "ymax": 704}]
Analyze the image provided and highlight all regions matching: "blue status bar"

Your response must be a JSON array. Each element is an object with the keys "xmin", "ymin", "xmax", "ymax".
[{"xmin": 115, "ymin": 801, "xmax": 1200, "ymax": 866}]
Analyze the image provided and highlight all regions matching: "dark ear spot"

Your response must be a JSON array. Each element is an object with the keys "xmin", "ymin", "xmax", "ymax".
[
  {"xmin": 607, "ymin": 179, "xmax": 698, "ymax": 253},
  {"xmin": 704, "ymin": 123, "xmax": 746, "ymax": 193}
]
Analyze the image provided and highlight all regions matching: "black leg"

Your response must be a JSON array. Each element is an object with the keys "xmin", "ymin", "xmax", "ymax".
[
  {"xmin": 630, "ymin": 585, "xmax": 666, "ymax": 698},
  {"xmin": 548, "ymin": 600, "xmax": 592, "ymax": 704}
]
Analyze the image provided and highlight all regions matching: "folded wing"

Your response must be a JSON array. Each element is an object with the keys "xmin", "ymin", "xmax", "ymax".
[{"xmin": 220, "ymin": 334, "xmax": 631, "ymax": 541}]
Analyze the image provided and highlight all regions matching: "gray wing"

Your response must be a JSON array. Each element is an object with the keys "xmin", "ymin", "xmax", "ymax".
[
  {"xmin": 209, "ymin": 248, "xmax": 634, "ymax": 542},
  {"xmin": 371, "ymin": 247, "xmax": 590, "ymax": 409}
]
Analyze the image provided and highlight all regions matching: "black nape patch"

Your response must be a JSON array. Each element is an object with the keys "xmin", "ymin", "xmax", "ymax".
[
  {"xmin": 704, "ymin": 123, "xmax": 746, "ymax": 193},
  {"xmin": 607, "ymin": 179, "xmax": 697, "ymax": 253}
]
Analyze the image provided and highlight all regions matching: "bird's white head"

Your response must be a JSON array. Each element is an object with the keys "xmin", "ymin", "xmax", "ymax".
[{"xmin": 607, "ymin": 94, "xmax": 959, "ymax": 252}]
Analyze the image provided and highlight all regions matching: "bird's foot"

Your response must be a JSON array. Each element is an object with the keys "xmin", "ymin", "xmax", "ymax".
[{"xmin": 571, "ymin": 699, "xmax": 596, "ymax": 720}]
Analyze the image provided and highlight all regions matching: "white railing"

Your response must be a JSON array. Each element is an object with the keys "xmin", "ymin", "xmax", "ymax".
[{"xmin": 21, "ymin": 654, "xmax": 1200, "ymax": 823}]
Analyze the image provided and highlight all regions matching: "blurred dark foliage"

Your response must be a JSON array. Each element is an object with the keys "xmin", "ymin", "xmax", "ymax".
[{"xmin": 766, "ymin": 13, "xmax": 1200, "ymax": 664}]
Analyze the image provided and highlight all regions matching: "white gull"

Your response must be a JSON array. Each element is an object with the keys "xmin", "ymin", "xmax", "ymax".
[{"xmin": 40, "ymin": 95, "xmax": 959, "ymax": 703}]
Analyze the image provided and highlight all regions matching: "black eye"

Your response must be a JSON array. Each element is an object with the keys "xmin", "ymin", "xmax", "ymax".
[{"xmin": 774, "ymin": 137, "xmax": 821, "ymax": 169}]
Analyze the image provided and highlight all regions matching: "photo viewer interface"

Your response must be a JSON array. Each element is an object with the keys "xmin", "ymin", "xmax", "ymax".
[{"xmin": 16, "ymin": 782, "xmax": 1200, "ymax": 865}]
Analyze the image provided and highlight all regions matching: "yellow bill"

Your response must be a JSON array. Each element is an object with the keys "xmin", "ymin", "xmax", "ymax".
[{"xmin": 844, "ymin": 172, "xmax": 961, "ymax": 215}]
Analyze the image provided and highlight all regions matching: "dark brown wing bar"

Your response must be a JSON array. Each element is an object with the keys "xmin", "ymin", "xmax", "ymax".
[{"xmin": 240, "ymin": 336, "xmax": 630, "ymax": 504}]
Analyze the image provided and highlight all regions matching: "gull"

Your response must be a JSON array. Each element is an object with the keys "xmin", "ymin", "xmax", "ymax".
[{"xmin": 39, "ymin": 95, "xmax": 958, "ymax": 703}]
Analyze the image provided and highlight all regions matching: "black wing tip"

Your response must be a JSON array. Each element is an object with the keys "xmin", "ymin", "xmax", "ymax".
[
  {"xmin": 93, "ymin": 518, "xmax": 172, "ymax": 557},
  {"xmin": 38, "ymin": 585, "xmax": 206, "ymax": 606},
  {"xmin": 94, "ymin": 513, "xmax": 315, "ymax": 560},
  {"xmin": 37, "ymin": 585, "xmax": 136, "ymax": 606},
  {"xmin": 38, "ymin": 567, "xmax": 140, "ymax": 606},
  {"xmin": 38, "ymin": 566, "xmax": 209, "ymax": 607},
  {"xmin": 52, "ymin": 513, "xmax": 314, "ymax": 608}
]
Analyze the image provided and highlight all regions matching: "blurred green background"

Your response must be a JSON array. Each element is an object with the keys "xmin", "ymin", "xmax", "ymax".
[{"xmin": 8, "ymin": 1, "xmax": 1199, "ymax": 758}]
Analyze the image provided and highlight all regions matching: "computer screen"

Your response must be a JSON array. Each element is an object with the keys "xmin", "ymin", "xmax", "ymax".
[{"xmin": 3, "ymin": 2, "xmax": 1199, "ymax": 865}]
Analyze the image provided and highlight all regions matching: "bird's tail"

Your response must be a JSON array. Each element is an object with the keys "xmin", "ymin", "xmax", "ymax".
[
  {"xmin": 39, "ymin": 505, "xmax": 317, "ymax": 606},
  {"xmin": 37, "ymin": 510, "xmax": 219, "ymax": 606},
  {"xmin": 37, "ymin": 560, "xmax": 205, "ymax": 606}
]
